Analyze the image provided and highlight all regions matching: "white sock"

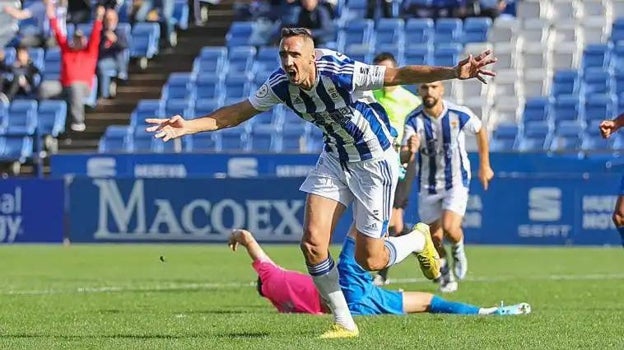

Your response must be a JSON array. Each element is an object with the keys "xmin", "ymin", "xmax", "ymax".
[
  {"xmin": 384, "ymin": 230, "xmax": 426, "ymax": 267},
  {"xmin": 479, "ymin": 307, "xmax": 498, "ymax": 315},
  {"xmin": 452, "ymin": 238, "xmax": 464, "ymax": 252},
  {"xmin": 308, "ymin": 258, "xmax": 357, "ymax": 331}
]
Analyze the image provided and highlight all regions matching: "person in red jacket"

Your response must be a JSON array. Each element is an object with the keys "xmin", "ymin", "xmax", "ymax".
[{"xmin": 39, "ymin": 3, "xmax": 104, "ymax": 132}]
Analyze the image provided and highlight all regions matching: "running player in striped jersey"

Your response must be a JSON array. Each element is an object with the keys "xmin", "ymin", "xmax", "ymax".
[
  {"xmin": 599, "ymin": 114, "xmax": 624, "ymax": 246},
  {"xmin": 146, "ymin": 27, "xmax": 497, "ymax": 338},
  {"xmin": 402, "ymin": 81, "xmax": 494, "ymax": 293}
]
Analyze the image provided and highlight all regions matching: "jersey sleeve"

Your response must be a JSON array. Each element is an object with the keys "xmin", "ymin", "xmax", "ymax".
[
  {"xmin": 458, "ymin": 107, "xmax": 482, "ymax": 134},
  {"xmin": 402, "ymin": 114, "xmax": 420, "ymax": 146},
  {"xmin": 248, "ymin": 81, "xmax": 282, "ymax": 112}
]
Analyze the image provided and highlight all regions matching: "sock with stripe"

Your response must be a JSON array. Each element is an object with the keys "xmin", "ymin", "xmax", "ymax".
[
  {"xmin": 384, "ymin": 230, "xmax": 425, "ymax": 267},
  {"xmin": 429, "ymin": 295, "xmax": 480, "ymax": 315},
  {"xmin": 618, "ymin": 226, "xmax": 624, "ymax": 247},
  {"xmin": 307, "ymin": 255, "xmax": 356, "ymax": 331}
]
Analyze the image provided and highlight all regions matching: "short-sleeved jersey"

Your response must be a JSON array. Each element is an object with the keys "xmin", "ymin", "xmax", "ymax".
[
  {"xmin": 402, "ymin": 100, "xmax": 482, "ymax": 194},
  {"xmin": 249, "ymin": 49, "xmax": 395, "ymax": 162}
]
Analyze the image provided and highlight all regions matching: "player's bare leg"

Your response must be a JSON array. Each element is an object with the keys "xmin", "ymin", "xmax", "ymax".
[
  {"xmin": 428, "ymin": 220, "xmax": 455, "ymax": 292},
  {"xmin": 401, "ymin": 292, "xmax": 530, "ymax": 315},
  {"xmin": 300, "ymin": 194, "xmax": 358, "ymax": 337},
  {"xmin": 612, "ymin": 195, "xmax": 624, "ymax": 247},
  {"xmin": 442, "ymin": 210, "xmax": 468, "ymax": 281}
]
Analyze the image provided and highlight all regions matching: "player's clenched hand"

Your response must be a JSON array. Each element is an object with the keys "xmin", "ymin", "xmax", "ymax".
[
  {"xmin": 145, "ymin": 115, "xmax": 189, "ymax": 142},
  {"xmin": 408, "ymin": 135, "xmax": 420, "ymax": 154},
  {"xmin": 479, "ymin": 165, "xmax": 494, "ymax": 191},
  {"xmin": 599, "ymin": 120, "xmax": 617, "ymax": 139},
  {"xmin": 455, "ymin": 49, "xmax": 497, "ymax": 84},
  {"xmin": 228, "ymin": 229, "xmax": 251, "ymax": 251}
]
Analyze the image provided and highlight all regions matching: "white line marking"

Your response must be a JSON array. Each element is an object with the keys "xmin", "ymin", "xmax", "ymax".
[{"xmin": 2, "ymin": 273, "xmax": 624, "ymax": 296}]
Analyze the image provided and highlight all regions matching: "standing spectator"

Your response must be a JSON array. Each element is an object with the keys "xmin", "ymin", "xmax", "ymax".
[
  {"xmin": 475, "ymin": 0, "xmax": 508, "ymax": 20},
  {"xmin": 39, "ymin": 3, "xmax": 104, "ymax": 132},
  {"xmin": 0, "ymin": 0, "xmax": 19, "ymax": 48},
  {"xmin": 296, "ymin": 0, "xmax": 334, "ymax": 46},
  {"xmin": 3, "ymin": 0, "xmax": 50, "ymax": 47},
  {"xmin": 133, "ymin": 0, "xmax": 176, "ymax": 47},
  {"xmin": 98, "ymin": 8, "xmax": 128, "ymax": 98},
  {"xmin": 0, "ymin": 46, "xmax": 41, "ymax": 102},
  {"xmin": 367, "ymin": 0, "xmax": 393, "ymax": 19}
]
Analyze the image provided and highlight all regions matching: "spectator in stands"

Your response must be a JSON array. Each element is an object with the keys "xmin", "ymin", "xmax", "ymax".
[
  {"xmin": 39, "ymin": 3, "xmax": 104, "ymax": 132},
  {"xmin": 132, "ymin": 0, "xmax": 177, "ymax": 47},
  {"xmin": 97, "ymin": 8, "xmax": 128, "ymax": 98},
  {"xmin": 0, "ymin": 46, "xmax": 41, "ymax": 103},
  {"xmin": 474, "ymin": 0, "xmax": 508, "ymax": 20},
  {"xmin": 3, "ymin": 0, "xmax": 51, "ymax": 47},
  {"xmin": 403, "ymin": 0, "xmax": 466, "ymax": 19},
  {"xmin": 367, "ymin": 0, "xmax": 393, "ymax": 19},
  {"xmin": 0, "ymin": 0, "xmax": 19, "ymax": 48},
  {"xmin": 295, "ymin": 0, "xmax": 334, "ymax": 46}
]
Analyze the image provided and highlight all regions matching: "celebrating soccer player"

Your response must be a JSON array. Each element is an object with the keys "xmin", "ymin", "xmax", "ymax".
[
  {"xmin": 599, "ymin": 114, "xmax": 624, "ymax": 246},
  {"xmin": 146, "ymin": 27, "xmax": 496, "ymax": 337},
  {"xmin": 401, "ymin": 81, "xmax": 494, "ymax": 293}
]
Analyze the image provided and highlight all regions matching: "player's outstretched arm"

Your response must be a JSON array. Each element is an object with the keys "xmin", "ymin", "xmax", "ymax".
[
  {"xmin": 599, "ymin": 113, "xmax": 624, "ymax": 139},
  {"xmin": 384, "ymin": 49, "xmax": 497, "ymax": 86},
  {"xmin": 146, "ymin": 100, "xmax": 261, "ymax": 142},
  {"xmin": 228, "ymin": 229, "xmax": 271, "ymax": 263},
  {"xmin": 476, "ymin": 127, "xmax": 494, "ymax": 191}
]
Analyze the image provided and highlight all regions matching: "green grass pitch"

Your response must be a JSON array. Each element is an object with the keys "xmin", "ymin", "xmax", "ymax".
[{"xmin": 0, "ymin": 244, "xmax": 623, "ymax": 349}]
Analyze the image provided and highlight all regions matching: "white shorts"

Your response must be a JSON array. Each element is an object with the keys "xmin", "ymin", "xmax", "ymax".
[
  {"xmin": 299, "ymin": 149, "xmax": 399, "ymax": 238},
  {"xmin": 418, "ymin": 186, "xmax": 469, "ymax": 224}
]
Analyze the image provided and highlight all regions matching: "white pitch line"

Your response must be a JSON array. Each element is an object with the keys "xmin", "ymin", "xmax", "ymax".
[{"xmin": 2, "ymin": 273, "xmax": 624, "ymax": 296}]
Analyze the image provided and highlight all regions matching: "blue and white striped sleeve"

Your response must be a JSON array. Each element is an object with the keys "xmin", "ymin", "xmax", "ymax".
[{"xmin": 457, "ymin": 106, "xmax": 482, "ymax": 134}]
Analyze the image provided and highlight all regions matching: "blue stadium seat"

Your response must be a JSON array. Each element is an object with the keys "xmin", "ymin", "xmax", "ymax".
[
  {"xmin": 552, "ymin": 70, "xmax": 580, "ymax": 97},
  {"xmin": 164, "ymin": 99, "xmax": 193, "ymax": 118},
  {"xmin": 339, "ymin": 19, "xmax": 375, "ymax": 47},
  {"xmin": 375, "ymin": 18, "xmax": 404, "ymax": 45},
  {"xmin": 615, "ymin": 70, "xmax": 624, "ymax": 96},
  {"xmin": 490, "ymin": 124, "xmax": 518, "ymax": 151},
  {"xmin": 523, "ymin": 97, "xmax": 551, "ymax": 123},
  {"xmin": 405, "ymin": 44, "xmax": 431, "ymax": 65},
  {"xmin": 582, "ymin": 44, "xmax": 611, "ymax": 71},
  {"xmin": 552, "ymin": 95, "xmax": 581, "ymax": 124},
  {"xmin": 223, "ymin": 73, "xmax": 250, "ymax": 99},
  {"xmin": 43, "ymin": 47, "xmax": 61, "ymax": 81},
  {"xmin": 27, "ymin": 47, "xmax": 44, "ymax": 72},
  {"xmin": 132, "ymin": 129, "xmax": 156, "ymax": 153},
  {"xmin": 375, "ymin": 43, "xmax": 403, "ymax": 64},
  {"xmin": 37, "ymin": 100, "xmax": 66, "ymax": 137},
  {"xmin": 227, "ymin": 46, "xmax": 256, "ymax": 74},
  {"xmin": 217, "ymin": 127, "xmax": 248, "ymax": 151},
  {"xmin": 5, "ymin": 100, "xmax": 37, "ymax": 135},
  {"xmin": 584, "ymin": 94, "xmax": 615, "ymax": 123},
  {"xmin": 433, "ymin": 43, "xmax": 462, "ymax": 67},
  {"xmin": 516, "ymin": 121, "xmax": 551, "ymax": 152},
  {"xmin": 612, "ymin": 43, "xmax": 624, "ymax": 73},
  {"xmin": 252, "ymin": 110, "xmax": 278, "ymax": 127},
  {"xmin": 185, "ymin": 133, "xmax": 220, "ymax": 152},
  {"xmin": 173, "ymin": 0, "xmax": 190, "ymax": 30},
  {"xmin": 582, "ymin": 120, "xmax": 612, "ymax": 151},
  {"xmin": 130, "ymin": 99, "xmax": 164, "ymax": 128},
  {"xmin": 162, "ymin": 73, "xmax": 194, "ymax": 101},
  {"xmin": 434, "ymin": 18, "xmax": 463, "ymax": 43},
  {"xmin": 195, "ymin": 72, "xmax": 222, "ymax": 100},
  {"xmin": 405, "ymin": 18, "xmax": 434, "ymax": 46},
  {"xmin": 582, "ymin": 68, "xmax": 612, "ymax": 96},
  {"xmin": 98, "ymin": 126, "xmax": 131, "ymax": 153},
  {"xmin": 254, "ymin": 47, "xmax": 280, "ymax": 73},
  {"xmin": 0, "ymin": 135, "xmax": 33, "ymax": 163},
  {"xmin": 193, "ymin": 46, "xmax": 227, "ymax": 74},
  {"xmin": 463, "ymin": 17, "xmax": 491, "ymax": 43},
  {"xmin": 130, "ymin": 22, "xmax": 160, "ymax": 60},
  {"xmin": 345, "ymin": 44, "xmax": 373, "ymax": 63},
  {"xmin": 611, "ymin": 18, "xmax": 624, "ymax": 44},
  {"xmin": 281, "ymin": 124, "xmax": 307, "ymax": 152},
  {"xmin": 226, "ymin": 21, "xmax": 255, "ymax": 47},
  {"xmin": 549, "ymin": 120, "xmax": 584, "ymax": 152},
  {"xmin": 193, "ymin": 99, "xmax": 222, "ymax": 117},
  {"xmin": 248, "ymin": 125, "xmax": 278, "ymax": 152},
  {"xmin": 612, "ymin": 133, "xmax": 624, "ymax": 151},
  {"xmin": 345, "ymin": 0, "xmax": 367, "ymax": 18},
  {"xmin": 282, "ymin": 108, "xmax": 307, "ymax": 128}
]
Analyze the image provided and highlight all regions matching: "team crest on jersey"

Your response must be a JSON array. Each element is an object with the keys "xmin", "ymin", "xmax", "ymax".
[{"xmin": 256, "ymin": 84, "xmax": 269, "ymax": 98}]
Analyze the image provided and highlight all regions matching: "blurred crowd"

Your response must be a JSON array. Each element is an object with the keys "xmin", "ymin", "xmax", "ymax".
[{"xmin": 0, "ymin": 0, "xmax": 180, "ymax": 131}]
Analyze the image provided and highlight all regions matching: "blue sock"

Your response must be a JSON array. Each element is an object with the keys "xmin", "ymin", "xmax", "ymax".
[
  {"xmin": 429, "ymin": 295, "xmax": 480, "ymax": 315},
  {"xmin": 618, "ymin": 227, "xmax": 624, "ymax": 246}
]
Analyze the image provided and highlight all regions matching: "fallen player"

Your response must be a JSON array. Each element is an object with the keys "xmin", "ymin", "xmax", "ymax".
[{"xmin": 228, "ymin": 227, "xmax": 531, "ymax": 316}]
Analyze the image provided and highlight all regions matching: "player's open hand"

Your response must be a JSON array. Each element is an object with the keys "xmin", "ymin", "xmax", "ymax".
[
  {"xmin": 145, "ymin": 115, "xmax": 189, "ymax": 142},
  {"xmin": 228, "ymin": 229, "xmax": 251, "ymax": 251},
  {"xmin": 455, "ymin": 49, "xmax": 497, "ymax": 84},
  {"xmin": 599, "ymin": 120, "xmax": 617, "ymax": 139},
  {"xmin": 479, "ymin": 165, "xmax": 494, "ymax": 191}
]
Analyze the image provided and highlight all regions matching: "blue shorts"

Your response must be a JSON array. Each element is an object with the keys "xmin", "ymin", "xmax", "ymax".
[
  {"xmin": 347, "ymin": 287, "xmax": 404, "ymax": 316},
  {"xmin": 620, "ymin": 175, "xmax": 624, "ymax": 196}
]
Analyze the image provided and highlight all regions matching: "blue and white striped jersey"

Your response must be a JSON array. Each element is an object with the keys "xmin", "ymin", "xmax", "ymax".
[
  {"xmin": 402, "ymin": 100, "xmax": 482, "ymax": 194},
  {"xmin": 248, "ymin": 49, "xmax": 395, "ymax": 162}
]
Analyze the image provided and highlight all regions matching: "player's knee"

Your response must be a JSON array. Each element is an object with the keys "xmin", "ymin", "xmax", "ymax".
[
  {"xmin": 442, "ymin": 222, "xmax": 461, "ymax": 237},
  {"xmin": 354, "ymin": 251, "xmax": 386, "ymax": 271},
  {"xmin": 300, "ymin": 239, "xmax": 324, "ymax": 264},
  {"xmin": 612, "ymin": 210, "xmax": 624, "ymax": 227}
]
